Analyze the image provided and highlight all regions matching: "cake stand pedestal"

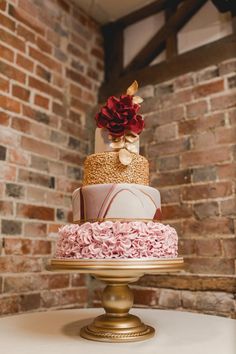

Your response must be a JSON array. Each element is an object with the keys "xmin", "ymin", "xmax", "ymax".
[{"xmin": 49, "ymin": 257, "xmax": 184, "ymax": 343}]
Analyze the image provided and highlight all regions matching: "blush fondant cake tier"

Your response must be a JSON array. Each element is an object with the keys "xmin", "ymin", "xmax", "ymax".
[
  {"xmin": 56, "ymin": 221, "xmax": 178, "ymax": 259},
  {"xmin": 83, "ymin": 152, "xmax": 149, "ymax": 186},
  {"xmin": 72, "ymin": 183, "xmax": 161, "ymax": 222}
]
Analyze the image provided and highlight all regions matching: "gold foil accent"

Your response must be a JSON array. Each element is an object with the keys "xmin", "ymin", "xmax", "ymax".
[
  {"xmin": 119, "ymin": 148, "xmax": 132, "ymax": 165},
  {"xmin": 126, "ymin": 80, "xmax": 138, "ymax": 96},
  {"xmin": 133, "ymin": 96, "xmax": 143, "ymax": 104},
  {"xmin": 73, "ymin": 218, "xmax": 160, "ymax": 224},
  {"xmin": 83, "ymin": 152, "xmax": 149, "ymax": 186}
]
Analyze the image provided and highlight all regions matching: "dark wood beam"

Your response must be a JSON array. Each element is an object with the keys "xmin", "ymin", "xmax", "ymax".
[
  {"xmin": 123, "ymin": 0, "xmax": 207, "ymax": 74},
  {"xmin": 115, "ymin": 0, "xmax": 170, "ymax": 29},
  {"xmin": 99, "ymin": 34, "xmax": 236, "ymax": 102},
  {"xmin": 102, "ymin": 23, "xmax": 124, "ymax": 81},
  {"xmin": 165, "ymin": 1, "xmax": 178, "ymax": 60},
  {"xmin": 211, "ymin": 0, "xmax": 236, "ymax": 13}
]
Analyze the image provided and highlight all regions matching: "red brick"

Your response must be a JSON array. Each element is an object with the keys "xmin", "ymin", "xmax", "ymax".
[
  {"xmin": 36, "ymin": 36, "xmax": 52, "ymax": 54},
  {"xmin": 215, "ymin": 127, "xmax": 236, "ymax": 144},
  {"xmin": 186, "ymin": 100, "xmax": 208, "ymax": 118},
  {"xmin": 133, "ymin": 288, "xmax": 158, "ymax": 306},
  {"xmin": 0, "ymin": 112, "xmax": 10, "ymax": 126},
  {"xmin": 16, "ymin": 53, "xmax": 34, "ymax": 72},
  {"xmin": 0, "ymin": 165, "xmax": 17, "ymax": 181},
  {"xmin": 29, "ymin": 76, "xmax": 62, "ymax": 100},
  {"xmin": 0, "ymin": 42, "xmax": 14, "ymax": 63},
  {"xmin": 0, "ymin": 60, "xmax": 26, "ymax": 83},
  {"xmin": 41, "ymin": 288, "xmax": 87, "ymax": 308},
  {"xmin": 21, "ymin": 136, "xmax": 58, "ymax": 158},
  {"xmin": 178, "ymin": 112, "xmax": 225, "ymax": 135},
  {"xmin": 178, "ymin": 239, "xmax": 196, "ymax": 256},
  {"xmin": 162, "ymin": 204, "xmax": 192, "ymax": 220},
  {"xmin": 19, "ymin": 293, "xmax": 41, "ymax": 311},
  {"xmin": 194, "ymin": 201, "xmax": 219, "ymax": 219},
  {"xmin": 36, "ymin": 64, "xmax": 51, "ymax": 82},
  {"xmin": 0, "ymin": 76, "xmax": 9, "ymax": 92},
  {"xmin": 220, "ymin": 198, "xmax": 236, "ymax": 216},
  {"xmin": 0, "ymin": 28, "xmax": 25, "ymax": 52},
  {"xmin": 24, "ymin": 222, "xmax": 47, "ymax": 237},
  {"xmin": 52, "ymin": 102, "xmax": 66, "ymax": 117},
  {"xmin": 0, "ymin": 95, "xmax": 21, "ymax": 113},
  {"xmin": 185, "ymin": 257, "xmax": 234, "ymax": 274},
  {"xmin": 91, "ymin": 47, "xmax": 103, "ymax": 60},
  {"xmin": 57, "ymin": 0, "xmax": 70, "ymax": 13},
  {"xmin": 195, "ymin": 239, "xmax": 222, "ymax": 257},
  {"xmin": 48, "ymin": 274, "xmax": 70, "ymax": 289},
  {"xmin": 211, "ymin": 93, "xmax": 236, "ymax": 111},
  {"xmin": 194, "ymin": 79, "xmax": 224, "ymax": 98},
  {"xmin": 8, "ymin": 148, "xmax": 30, "ymax": 166},
  {"xmin": 32, "ymin": 240, "xmax": 51, "ymax": 255},
  {"xmin": 0, "ymin": 0, "xmax": 6, "ymax": 11},
  {"xmin": 70, "ymin": 97, "xmax": 89, "ymax": 112},
  {"xmin": 34, "ymin": 94, "xmax": 49, "ymax": 109},
  {"xmin": 68, "ymin": 43, "xmax": 88, "ymax": 61},
  {"xmin": 182, "ymin": 182, "xmax": 233, "ymax": 201},
  {"xmin": 182, "ymin": 146, "xmax": 230, "ymax": 167},
  {"xmin": 154, "ymin": 123, "xmax": 177, "ymax": 142},
  {"xmin": 4, "ymin": 238, "xmax": 32, "ymax": 255},
  {"xmin": 222, "ymin": 238, "xmax": 236, "ymax": 258},
  {"xmin": 192, "ymin": 131, "xmax": 216, "ymax": 150},
  {"xmin": 0, "ymin": 200, "xmax": 13, "ymax": 216},
  {"xmin": 12, "ymin": 84, "xmax": 30, "ymax": 101},
  {"xmin": 17, "ymin": 203, "xmax": 54, "ymax": 220},
  {"xmin": 29, "ymin": 47, "xmax": 61, "ymax": 73},
  {"xmin": 66, "ymin": 68, "xmax": 92, "ymax": 89},
  {"xmin": 8, "ymin": 4, "xmax": 44, "ymax": 35},
  {"xmin": 71, "ymin": 274, "xmax": 86, "ymax": 287},
  {"xmin": 0, "ymin": 256, "xmax": 43, "ymax": 273},
  {"xmin": 152, "ymin": 169, "xmax": 191, "ymax": 187},
  {"xmin": 0, "ymin": 12, "xmax": 16, "ymax": 31},
  {"xmin": 148, "ymin": 137, "xmax": 190, "ymax": 157},
  {"xmin": 22, "ymin": 104, "xmax": 58, "ymax": 128},
  {"xmin": 0, "ymin": 296, "xmax": 19, "ymax": 315},
  {"xmin": 217, "ymin": 163, "xmax": 236, "ymax": 180},
  {"xmin": 16, "ymin": 24, "xmax": 36, "ymax": 43}
]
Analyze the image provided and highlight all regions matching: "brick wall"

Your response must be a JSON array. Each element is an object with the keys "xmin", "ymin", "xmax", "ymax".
[
  {"xmin": 132, "ymin": 59, "xmax": 236, "ymax": 318},
  {"xmin": 0, "ymin": 0, "xmax": 104, "ymax": 315}
]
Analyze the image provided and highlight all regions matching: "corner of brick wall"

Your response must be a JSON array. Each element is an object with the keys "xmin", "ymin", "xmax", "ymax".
[
  {"xmin": 0, "ymin": 0, "xmax": 104, "ymax": 315},
  {"xmin": 132, "ymin": 59, "xmax": 236, "ymax": 318}
]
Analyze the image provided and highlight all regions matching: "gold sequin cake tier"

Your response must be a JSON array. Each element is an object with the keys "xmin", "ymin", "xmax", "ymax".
[{"xmin": 83, "ymin": 152, "xmax": 149, "ymax": 186}]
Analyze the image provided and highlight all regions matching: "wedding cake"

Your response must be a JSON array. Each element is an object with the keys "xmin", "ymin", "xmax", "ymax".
[{"xmin": 56, "ymin": 81, "xmax": 178, "ymax": 259}]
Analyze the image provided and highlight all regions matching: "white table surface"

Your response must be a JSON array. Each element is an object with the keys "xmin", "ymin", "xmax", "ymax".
[{"xmin": 0, "ymin": 308, "xmax": 235, "ymax": 354}]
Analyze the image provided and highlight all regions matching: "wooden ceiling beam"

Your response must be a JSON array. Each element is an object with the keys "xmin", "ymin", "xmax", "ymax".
[
  {"xmin": 99, "ymin": 34, "xmax": 236, "ymax": 102},
  {"xmin": 115, "ymin": 0, "xmax": 171, "ymax": 29},
  {"xmin": 123, "ymin": 0, "xmax": 207, "ymax": 74},
  {"xmin": 211, "ymin": 0, "xmax": 236, "ymax": 13}
]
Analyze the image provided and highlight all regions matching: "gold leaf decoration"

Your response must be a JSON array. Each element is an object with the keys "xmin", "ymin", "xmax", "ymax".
[
  {"xmin": 110, "ymin": 140, "xmax": 125, "ymax": 149},
  {"xmin": 125, "ymin": 134, "xmax": 139, "ymax": 143},
  {"xmin": 126, "ymin": 80, "xmax": 138, "ymax": 96},
  {"xmin": 125, "ymin": 142, "xmax": 138, "ymax": 153},
  {"xmin": 119, "ymin": 148, "xmax": 133, "ymax": 165},
  {"xmin": 133, "ymin": 96, "xmax": 143, "ymax": 104}
]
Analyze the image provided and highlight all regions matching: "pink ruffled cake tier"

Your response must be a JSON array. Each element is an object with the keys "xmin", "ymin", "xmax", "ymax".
[{"xmin": 56, "ymin": 221, "xmax": 178, "ymax": 259}]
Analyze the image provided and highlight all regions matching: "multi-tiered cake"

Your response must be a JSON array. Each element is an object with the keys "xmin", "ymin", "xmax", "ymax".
[{"xmin": 56, "ymin": 82, "xmax": 178, "ymax": 259}]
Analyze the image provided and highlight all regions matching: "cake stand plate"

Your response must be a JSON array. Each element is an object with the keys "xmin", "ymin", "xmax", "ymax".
[{"xmin": 49, "ymin": 257, "xmax": 184, "ymax": 343}]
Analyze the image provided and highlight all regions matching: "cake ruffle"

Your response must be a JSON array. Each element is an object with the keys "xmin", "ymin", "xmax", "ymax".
[{"xmin": 55, "ymin": 221, "xmax": 178, "ymax": 259}]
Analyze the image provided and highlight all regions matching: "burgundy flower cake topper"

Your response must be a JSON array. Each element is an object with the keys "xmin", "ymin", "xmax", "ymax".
[{"xmin": 95, "ymin": 81, "xmax": 144, "ymax": 165}]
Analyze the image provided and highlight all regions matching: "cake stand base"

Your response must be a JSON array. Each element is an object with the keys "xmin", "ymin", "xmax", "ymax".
[{"xmin": 49, "ymin": 258, "xmax": 184, "ymax": 343}]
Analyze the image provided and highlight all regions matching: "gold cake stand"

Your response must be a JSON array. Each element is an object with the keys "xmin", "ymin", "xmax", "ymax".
[{"xmin": 49, "ymin": 257, "xmax": 184, "ymax": 343}]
